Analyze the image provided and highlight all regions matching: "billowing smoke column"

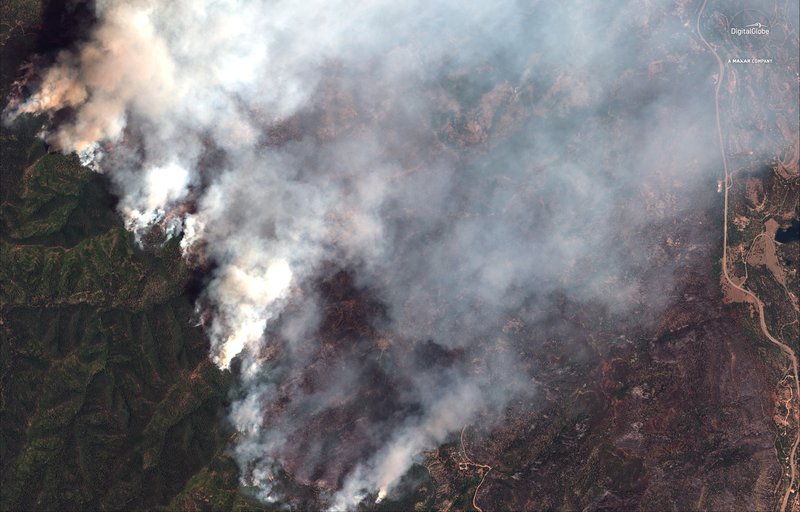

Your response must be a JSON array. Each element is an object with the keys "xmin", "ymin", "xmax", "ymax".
[{"xmin": 5, "ymin": 0, "xmax": 725, "ymax": 507}]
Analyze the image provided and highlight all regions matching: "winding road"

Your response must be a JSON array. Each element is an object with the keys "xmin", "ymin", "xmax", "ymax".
[
  {"xmin": 459, "ymin": 426, "xmax": 493, "ymax": 512},
  {"xmin": 697, "ymin": 1, "xmax": 800, "ymax": 510}
]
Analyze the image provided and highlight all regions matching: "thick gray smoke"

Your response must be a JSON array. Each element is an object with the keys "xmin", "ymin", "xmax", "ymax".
[{"xmin": 4, "ymin": 0, "xmax": 731, "ymax": 507}]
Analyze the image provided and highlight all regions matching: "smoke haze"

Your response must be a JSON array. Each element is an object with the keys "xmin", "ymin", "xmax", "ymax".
[{"xmin": 4, "ymin": 0, "xmax": 760, "ymax": 507}]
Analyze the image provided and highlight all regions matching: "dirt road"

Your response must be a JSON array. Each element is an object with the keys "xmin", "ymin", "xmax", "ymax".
[{"xmin": 697, "ymin": 1, "xmax": 800, "ymax": 509}]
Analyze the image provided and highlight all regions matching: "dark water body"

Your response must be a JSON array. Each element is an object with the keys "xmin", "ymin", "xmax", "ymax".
[{"xmin": 775, "ymin": 219, "xmax": 800, "ymax": 243}]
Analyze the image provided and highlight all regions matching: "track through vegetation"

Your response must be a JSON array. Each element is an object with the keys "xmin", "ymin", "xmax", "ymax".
[{"xmin": 697, "ymin": 2, "xmax": 800, "ymax": 509}]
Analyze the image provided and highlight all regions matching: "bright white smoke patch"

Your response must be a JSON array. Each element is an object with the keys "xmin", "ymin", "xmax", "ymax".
[
  {"xmin": 212, "ymin": 257, "xmax": 293, "ymax": 369},
  {"xmin": 121, "ymin": 161, "xmax": 192, "ymax": 232}
]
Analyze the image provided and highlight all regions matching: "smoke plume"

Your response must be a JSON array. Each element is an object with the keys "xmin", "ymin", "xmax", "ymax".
[{"xmin": 4, "ymin": 0, "xmax": 749, "ymax": 507}]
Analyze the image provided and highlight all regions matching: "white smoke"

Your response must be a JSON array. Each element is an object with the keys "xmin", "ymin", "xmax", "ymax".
[
  {"xmin": 3, "ymin": 0, "xmax": 733, "ymax": 508},
  {"xmin": 332, "ymin": 383, "xmax": 484, "ymax": 509}
]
